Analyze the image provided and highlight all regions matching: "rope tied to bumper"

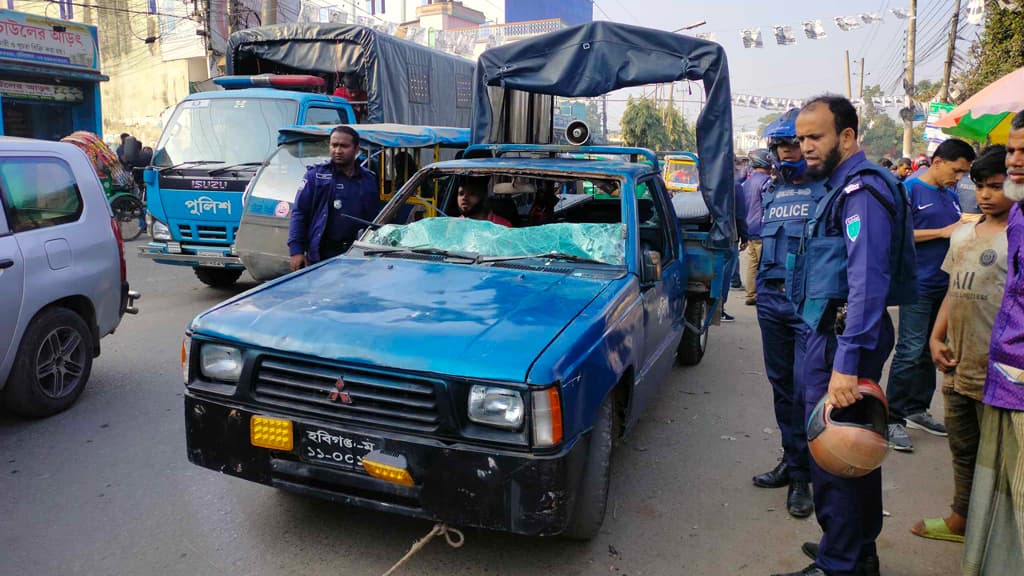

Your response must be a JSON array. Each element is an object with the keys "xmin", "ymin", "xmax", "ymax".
[{"xmin": 380, "ymin": 522, "xmax": 465, "ymax": 576}]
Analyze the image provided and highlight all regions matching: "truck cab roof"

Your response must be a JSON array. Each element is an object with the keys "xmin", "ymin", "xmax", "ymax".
[{"xmin": 181, "ymin": 87, "xmax": 349, "ymax": 106}]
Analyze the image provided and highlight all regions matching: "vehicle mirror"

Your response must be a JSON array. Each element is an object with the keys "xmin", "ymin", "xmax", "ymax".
[{"xmin": 641, "ymin": 249, "xmax": 662, "ymax": 284}]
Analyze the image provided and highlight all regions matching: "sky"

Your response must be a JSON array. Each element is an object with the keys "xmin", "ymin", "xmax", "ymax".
[{"xmin": 581, "ymin": 0, "xmax": 979, "ymax": 132}]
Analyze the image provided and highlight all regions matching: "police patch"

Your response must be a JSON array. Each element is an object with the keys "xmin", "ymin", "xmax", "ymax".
[
  {"xmin": 844, "ymin": 182, "xmax": 862, "ymax": 194},
  {"xmin": 845, "ymin": 214, "xmax": 861, "ymax": 241}
]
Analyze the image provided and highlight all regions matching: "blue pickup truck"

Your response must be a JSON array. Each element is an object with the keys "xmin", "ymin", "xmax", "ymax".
[
  {"xmin": 183, "ymin": 145, "xmax": 691, "ymax": 538},
  {"xmin": 139, "ymin": 76, "xmax": 356, "ymax": 287}
]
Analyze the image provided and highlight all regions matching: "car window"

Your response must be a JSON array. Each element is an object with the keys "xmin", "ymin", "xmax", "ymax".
[
  {"xmin": 0, "ymin": 157, "xmax": 83, "ymax": 233},
  {"xmin": 638, "ymin": 176, "xmax": 676, "ymax": 261},
  {"xmin": 304, "ymin": 107, "xmax": 345, "ymax": 126}
]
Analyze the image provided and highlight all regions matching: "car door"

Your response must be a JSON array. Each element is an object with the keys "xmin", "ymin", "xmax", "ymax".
[
  {"xmin": 633, "ymin": 176, "xmax": 686, "ymax": 415},
  {"xmin": 0, "ymin": 197, "xmax": 25, "ymax": 379}
]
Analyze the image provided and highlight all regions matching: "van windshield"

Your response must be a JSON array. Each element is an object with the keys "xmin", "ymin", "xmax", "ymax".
[
  {"xmin": 153, "ymin": 98, "xmax": 298, "ymax": 167},
  {"xmin": 249, "ymin": 141, "xmax": 330, "ymax": 203}
]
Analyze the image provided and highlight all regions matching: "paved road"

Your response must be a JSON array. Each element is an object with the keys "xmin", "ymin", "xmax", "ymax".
[{"xmin": 2, "ymin": 246, "xmax": 963, "ymax": 576}]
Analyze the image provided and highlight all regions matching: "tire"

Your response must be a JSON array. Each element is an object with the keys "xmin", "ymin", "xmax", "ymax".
[
  {"xmin": 562, "ymin": 394, "xmax": 614, "ymax": 540},
  {"xmin": 3, "ymin": 307, "xmax": 94, "ymax": 417},
  {"xmin": 110, "ymin": 194, "xmax": 144, "ymax": 241},
  {"xmin": 677, "ymin": 297, "xmax": 709, "ymax": 366},
  {"xmin": 194, "ymin": 267, "xmax": 243, "ymax": 288}
]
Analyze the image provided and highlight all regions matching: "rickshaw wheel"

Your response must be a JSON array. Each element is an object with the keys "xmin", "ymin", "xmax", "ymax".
[{"xmin": 110, "ymin": 195, "xmax": 145, "ymax": 241}]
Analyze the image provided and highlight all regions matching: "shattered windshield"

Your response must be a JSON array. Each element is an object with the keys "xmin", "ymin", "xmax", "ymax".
[{"xmin": 362, "ymin": 171, "xmax": 634, "ymax": 266}]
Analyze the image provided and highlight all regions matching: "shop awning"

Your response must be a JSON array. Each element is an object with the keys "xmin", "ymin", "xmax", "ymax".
[{"xmin": 0, "ymin": 59, "xmax": 108, "ymax": 83}]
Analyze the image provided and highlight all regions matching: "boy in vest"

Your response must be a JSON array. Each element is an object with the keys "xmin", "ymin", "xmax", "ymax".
[
  {"xmin": 773, "ymin": 95, "xmax": 916, "ymax": 576},
  {"xmin": 910, "ymin": 145, "xmax": 1010, "ymax": 544},
  {"xmin": 886, "ymin": 139, "xmax": 976, "ymax": 452},
  {"xmin": 751, "ymin": 109, "xmax": 821, "ymax": 519},
  {"xmin": 962, "ymin": 109, "xmax": 1024, "ymax": 574}
]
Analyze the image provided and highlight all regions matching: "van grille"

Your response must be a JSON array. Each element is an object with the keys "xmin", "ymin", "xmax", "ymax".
[{"xmin": 253, "ymin": 357, "xmax": 441, "ymax": 433}]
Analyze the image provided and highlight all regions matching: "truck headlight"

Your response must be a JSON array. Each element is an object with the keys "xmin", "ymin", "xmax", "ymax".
[
  {"xmin": 152, "ymin": 219, "xmax": 171, "ymax": 240},
  {"xmin": 199, "ymin": 344, "xmax": 242, "ymax": 382},
  {"xmin": 468, "ymin": 386, "xmax": 524, "ymax": 430}
]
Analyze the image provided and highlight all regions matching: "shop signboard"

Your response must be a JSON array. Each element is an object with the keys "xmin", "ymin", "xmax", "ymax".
[
  {"xmin": 924, "ymin": 101, "xmax": 955, "ymax": 154},
  {"xmin": 0, "ymin": 79, "xmax": 84, "ymax": 102},
  {"xmin": 0, "ymin": 9, "xmax": 99, "ymax": 71}
]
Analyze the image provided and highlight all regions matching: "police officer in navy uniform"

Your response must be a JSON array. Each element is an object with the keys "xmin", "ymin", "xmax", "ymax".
[
  {"xmin": 772, "ymin": 96, "xmax": 916, "ymax": 576},
  {"xmin": 752, "ymin": 109, "xmax": 824, "ymax": 519},
  {"xmin": 288, "ymin": 125, "xmax": 379, "ymax": 271}
]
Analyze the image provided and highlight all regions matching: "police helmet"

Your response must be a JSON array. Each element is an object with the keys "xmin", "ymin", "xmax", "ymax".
[
  {"xmin": 765, "ymin": 108, "xmax": 801, "ymax": 149},
  {"xmin": 806, "ymin": 379, "xmax": 890, "ymax": 478},
  {"xmin": 747, "ymin": 148, "xmax": 772, "ymax": 170}
]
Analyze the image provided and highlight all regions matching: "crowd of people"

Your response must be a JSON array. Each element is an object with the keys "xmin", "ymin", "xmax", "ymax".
[{"xmin": 730, "ymin": 99, "xmax": 1024, "ymax": 576}]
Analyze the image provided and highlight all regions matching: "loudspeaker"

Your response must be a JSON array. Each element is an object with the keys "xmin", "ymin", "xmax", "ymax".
[{"xmin": 565, "ymin": 120, "xmax": 591, "ymax": 145}]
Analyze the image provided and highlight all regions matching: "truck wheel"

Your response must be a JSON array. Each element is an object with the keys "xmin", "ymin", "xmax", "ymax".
[
  {"xmin": 677, "ymin": 298, "xmax": 709, "ymax": 366},
  {"xmin": 563, "ymin": 395, "xmax": 614, "ymax": 541},
  {"xmin": 3, "ymin": 307, "xmax": 94, "ymax": 417},
  {"xmin": 194, "ymin": 267, "xmax": 243, "ymax": 288}
]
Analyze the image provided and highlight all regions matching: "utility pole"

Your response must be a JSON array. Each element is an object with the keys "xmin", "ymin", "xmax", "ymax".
[
  {"xmin": 858, "ymin": 58, "xmax": 865, "ymax": 98},
  {"xmin": 903, "ymin": 0, "xmax": 917, "ymax": 157},
  {"xmin": 940, "ymin": 0, "xmax": 961, "ymax": 102},
  {"xmin": 262, "ymin": 0, "xmax": 278, "ymax": 26},
  {"xmin": 845, "ymin": 50, "xmax": 852, "ymax": 99}
]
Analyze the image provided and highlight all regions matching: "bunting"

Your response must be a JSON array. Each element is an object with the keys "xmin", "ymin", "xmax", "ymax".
[
  {"xmin": 772, "ymin": 25, "xmax": 797, "ymax": 46},
  {"xmin": 967, "ymin": 0, "xmax": 985, "ymax": 23},
  {"xmin": 802, "ymin": 20, "xmax": 827, "ymax": 40},
  {"xmin": 740, "ymin": 28, "xmax": 764, "ymax": 49},
  {"xmin": 833, "ymin": 16, "xmax": 863, "ymax": 32}
]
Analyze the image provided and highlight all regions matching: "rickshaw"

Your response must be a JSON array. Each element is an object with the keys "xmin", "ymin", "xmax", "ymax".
[
  {"xmin": 234, "ymin": 123, "xmax": 470, "ymax": 281},
  {"xmin": 662, "ymin": 152, "xmax": 700, "ymax": 194},
  {"xmin": 60, "ymin": 131, "xmax": 146, "ymax": 241}
]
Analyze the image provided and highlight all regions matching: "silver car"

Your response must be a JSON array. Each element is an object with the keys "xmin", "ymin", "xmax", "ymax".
[{"xmin": 0, "ymin": 137, "xmax": 139, "ymax": 417}]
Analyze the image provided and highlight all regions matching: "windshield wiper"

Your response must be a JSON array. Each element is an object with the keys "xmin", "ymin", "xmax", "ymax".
[
  {"xmin": 481, "ymin": 252, "xmax": 606, "ymax": 265},
  {"xmin": 361, "ymin": 246, "xmax": 479, "ymax": 262},
  {"xmin": 159, "ymin": 160, "xmax": 225, "ymax": 173},
  {"xmin": 207, "ymin": 162, "xmax": 265, "ymax": 175}
]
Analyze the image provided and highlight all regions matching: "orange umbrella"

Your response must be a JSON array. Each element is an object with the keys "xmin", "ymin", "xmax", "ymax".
[{"xmin": 934, "ymin": 66, "xmax": 1024, "ymax": 143}]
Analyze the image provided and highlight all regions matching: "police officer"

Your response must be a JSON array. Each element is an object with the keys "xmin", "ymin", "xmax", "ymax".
[
  {"xmin": 752, "ymin": 109, "xmax": 824, "ymax": 519},
  {"xmin": 772, "ymin": 96, "xmax": 916, "ymax": 576},
  {"xmin": 288, "ymin": 126, "xmax": 379, "ymax": 270},
  {"xmin": 742, "ymin": 149, "xmax": 773, "ymax": 305}
]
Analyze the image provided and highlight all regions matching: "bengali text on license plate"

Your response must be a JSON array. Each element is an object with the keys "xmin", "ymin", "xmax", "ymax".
[{"xmin": 300, "ymin": 427, "xmax": 381, "ymax": 471}]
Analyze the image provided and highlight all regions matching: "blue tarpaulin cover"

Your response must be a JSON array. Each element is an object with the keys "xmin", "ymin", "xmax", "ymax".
[
  {"xmin": 471, "ymin": 21, "xmax": 736, "ymax": 245},
  {"xmin": 278, "ymin": 124, "xmax": 471, "ymax": 148}
]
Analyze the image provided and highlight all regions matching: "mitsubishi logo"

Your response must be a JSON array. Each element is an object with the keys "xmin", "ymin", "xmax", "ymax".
[{"xmin": 329, "ymin": 376, "xmax": 353, "ymax": 405}]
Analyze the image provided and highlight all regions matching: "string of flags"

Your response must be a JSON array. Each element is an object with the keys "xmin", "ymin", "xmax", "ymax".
[{"xmin": 732, "ymin": 93, "xmax": 904, "ymax": 111}]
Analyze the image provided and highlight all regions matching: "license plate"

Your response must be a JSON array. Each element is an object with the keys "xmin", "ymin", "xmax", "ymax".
[{"xmin": 299, "ymin": 426, "xmax": 382, "ymax": 472}]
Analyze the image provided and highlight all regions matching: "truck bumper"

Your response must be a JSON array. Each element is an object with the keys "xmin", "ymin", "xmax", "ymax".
[
  {"xmin": 185, "ymin": 394, "xmax": 588, "ymax": 536},
  {"xmin": 137, "ymin": 242, "xmax": 244, "ymax": 268}
]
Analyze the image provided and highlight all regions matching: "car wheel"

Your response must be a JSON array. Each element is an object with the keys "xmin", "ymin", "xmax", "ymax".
[
  {"xmin": 562, "ymin": 394, "xmax": 614, "ymax": 540},
  {"xmin": 677, "ymin": 297, "xmax": 709, "ymax": 366},
  {"xmin": 3, "ymin": 307, "xmax": 94, "ymax": 417},
  {"xmin": 194, "ymin": 267, "xmax": 243, "ymax": 288},
  {"xmin": 110, "ymin": 195, "xmax": 145, "ymax": 241}
]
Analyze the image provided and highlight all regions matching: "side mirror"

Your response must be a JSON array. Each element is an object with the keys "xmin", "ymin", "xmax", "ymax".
[
  {"xmin": 142, "ymin": 169, "xmax": 156, "ymax": 186},
  {"xmin": 641, "ymin": 249, "xmax": 662, "ymax": 285}
]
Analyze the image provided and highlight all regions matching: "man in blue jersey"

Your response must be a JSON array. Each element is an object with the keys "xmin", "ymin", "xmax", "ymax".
[{"xmin": 886, "ymin": 139, "xmax": 975, "ymax": 452}]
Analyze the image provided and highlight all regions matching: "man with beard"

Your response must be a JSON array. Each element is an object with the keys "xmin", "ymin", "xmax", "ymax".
[
  {"xmin": 457, "ymin": 178, "xmax": 512, "ymax": 227},
  {"xmin": 289, "ymin": 126, "xmax": 379, "ymax": 271},
  {"xmin": 886, "ymin": 139, "xmax": 975, "ymax": 452},
  {"xmin": 751, "ymin": 108, "xmax": 820, "ymax": 518},
  {"xmin": 962, "ymin": 109, "xmax": 1024, "ymax": 574},
  {"xmin": 772, "ymin": 95, "xmax": 916, "ymax": 576}
]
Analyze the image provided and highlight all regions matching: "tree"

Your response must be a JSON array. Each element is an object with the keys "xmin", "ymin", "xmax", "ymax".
[
  {"xmin": 584, "ymin": 100, "xmax": 606, "ymax": 144},
  {"xmin": 621, "ymin": 97, "xmax": 668, "ymax": 150},
  {"xmin": 857, "ymin": 84, "xmax": 930, "ymax": 158},
  {"xmin": 953, "ymin": 1, "xmax": 1024, "ymax": 103},
  {"xmin": 665, "ymin": 104, "xmax": 697, "ymax": 151}
]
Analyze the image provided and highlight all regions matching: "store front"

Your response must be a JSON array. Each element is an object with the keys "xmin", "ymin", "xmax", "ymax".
[{"xmin": 0, "ymin": 9, "xmax": 106, "ymax": 140}]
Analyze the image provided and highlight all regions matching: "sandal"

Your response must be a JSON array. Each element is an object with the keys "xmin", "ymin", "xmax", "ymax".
[{"xmin": 911, "ymin": 517, "xmax": 965, "ymax": 543}]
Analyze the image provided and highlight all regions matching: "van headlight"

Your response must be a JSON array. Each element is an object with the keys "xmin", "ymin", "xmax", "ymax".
[
  {"xmin": 199, "ymin": 344, "xmax": 242, "ymax": 382},
  {"xmin": 152, "ymin": 219, "xmax": 171, "ymax": 240},
  {"xmin": 468, "ymin": 386, "xmax": 524, "ymax": 430}
]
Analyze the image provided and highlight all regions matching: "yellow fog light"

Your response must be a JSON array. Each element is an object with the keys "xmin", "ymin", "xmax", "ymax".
[
  {"xmin": 250, "ymin": 415, "xmax": 293, "ymax": 451},
  {"xmin": 362, "ymin": 451, "xmax": 414, "ymax": 487}
]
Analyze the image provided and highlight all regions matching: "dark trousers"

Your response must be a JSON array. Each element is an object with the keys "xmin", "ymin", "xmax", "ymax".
[
  {"xmin": 886, "ymin": 291, "xmax": 944, "ymax": 423},
  {"xmin": 317, "ymin": 238, "xmax": 352, "ymax": 262},
  {"xmin": 944, "ymin": 388, "xmax": 984, "ymax": 517},
  {"xmin": 756, "ymin": 279, "xmax": 810, "ymax": 481},
  {"xmin": 722, "ymin": 247, "xmax": 740, "ymax": 307},
  {"xmin": 804, "ymin": 312, "xmax": 894, "ymax": 575}
]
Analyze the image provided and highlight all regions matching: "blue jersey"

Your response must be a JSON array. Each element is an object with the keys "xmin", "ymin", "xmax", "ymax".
[{"xmin": 905, "ymin": 177, "xmax": 961, "ymax": 295}]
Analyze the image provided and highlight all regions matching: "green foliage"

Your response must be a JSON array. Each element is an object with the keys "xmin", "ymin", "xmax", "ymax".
[
  {"xmin": 914, "ymin": 79, "xmax": 940, "ymax": 102},
  {"xmin": 757, "ymin": 113, "xmax": 780, "ymax": 135},
  {"xmin": 665, "ymin": 105, "xmax": 696, "ymax": 151},
  {"xmin": 857, "ymin": 84, "xmax": 929, "ymax": 158},
  {"xmin": 953, "ymin": 1, "xmax": 1024, "ymax": 103},
  {"xmin": 585, "ymin": 100, "xmax": 606, "ymax": 144},
  {"xmin": 620, "ymin": 97, "xmax": 695, "ymax": 152}
]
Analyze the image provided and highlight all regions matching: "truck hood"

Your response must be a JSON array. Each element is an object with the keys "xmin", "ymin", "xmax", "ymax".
[{"xmin": 192, "ymin": 256, "xmax": 615, "ymax": 381}]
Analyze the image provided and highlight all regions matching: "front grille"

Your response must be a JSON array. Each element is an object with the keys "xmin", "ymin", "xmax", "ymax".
[
  {"xmin": 196, "ymin": 225, "xmax": 229, "ymax": 241},
  {"xmin": 177, "ymin": 223, "xmax": 193, "ymax": 239},
  {"xmin": 253, "ymin": 357, "xmax": 441, "ymax": 433}
]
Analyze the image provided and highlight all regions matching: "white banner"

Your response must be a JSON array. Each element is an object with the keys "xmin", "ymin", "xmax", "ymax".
[
  {"xmin": 740, "ymin": 28, "xmax": 763, "ymax": 48},
  {"xmin": 802, "ymin": 20, "xmax": 827, "ymax": 40},
  {"xmin": 772, "ymin": 25, "xmax": 796, "ymax": 46}
]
